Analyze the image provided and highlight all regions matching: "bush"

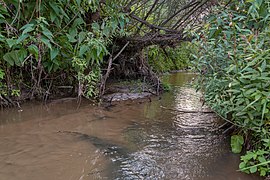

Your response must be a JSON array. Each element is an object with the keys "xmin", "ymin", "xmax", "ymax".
[
  {"xmin": 146, "ymin": 42, "xmax": 195, "ymax": 73},
  {"xmin": 193, "ymin": 0, "xmax": 270, "ymax": 176},
  {"xmin": 0, "ymin": 0, "xmax": 127, "ymax": 99}
]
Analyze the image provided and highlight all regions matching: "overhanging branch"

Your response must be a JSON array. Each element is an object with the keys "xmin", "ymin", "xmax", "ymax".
[{"xmin": 130, "ymin": 13, "xmax": 180, "ymax": 33}]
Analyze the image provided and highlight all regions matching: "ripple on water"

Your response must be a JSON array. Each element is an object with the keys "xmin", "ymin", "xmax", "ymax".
[
  {"xmin": 111, "ymin": 86, "xmax": 256, "ymax": 180},
  {"xmin": 114, "ymin": 127, "xmax": 226, "ymax": 179},
  {"xmin": 0, "ymin": 73, "xmax": 262, "ymax": 180}
]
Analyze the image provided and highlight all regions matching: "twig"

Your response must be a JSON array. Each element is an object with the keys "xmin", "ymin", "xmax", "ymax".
[
  {"xmin": 11, "ymin": 1, "xmax": 21, "ymax": 26},
  {"xmin": 136, "ymin": 0, "xmax": 159, "ymax": 33},
  {"xmin": 44, "ymin": 79, "xmax": 53, "ymax": 104},
  {"xmin": 55, "ymin": 12, "xmax": 80, "ymax": 36},
  {"xmin": 112, "ymin": 41, "xmax": 130, "ymax": 61},
  {"xmin": 218, "ymin": 122, "xmax": 230, "ymax": 129},
  {"xmin": 129, "ymin": 13, "xmax": 180, "ymax": 33},
  {"xmin": 222, "ymin": 124, "xmax": 235, "ymax": 135},
  {"xmin": 160, "ymin": 1, "xmax": 200, "ymax": 26},
  {"xmin": 100, "ymin": 41, "xmax": 130, "ymax": 96}
]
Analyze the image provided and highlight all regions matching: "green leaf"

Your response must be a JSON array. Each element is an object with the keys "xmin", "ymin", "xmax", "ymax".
[
  {"xmin": 50, "ymin": 47, "xmax": 59, "ymax": 60},
  {"xmin": 261, "ymin": 101, "xmax": 267, "ymax": 122},
  {"xmin": 92, "ymin": 22, "xmax": 100, "ymax": 32},
  {"xmin": 258, "ymin": 156, "xmax": 266, "ymax": 163},
  {"xmin": 102, "ymin": 26, "xmax": 110, "ymax": 37},
  {"xmin": 239, "ymin": 162, "xmax": 246, "ymax": 169},
  {"xmin": 119, "ymin": 19, "xmax": 125, "ymax": 29},
  {"xmin": 18, "ymin": 49, "xmax": 27, "ymax": 65},
  {"xmin": 6, "ymin": 38, "xmax": 17, "ymax": 48},
  {"xmin": 40, "ymin": 36, "xmax": 52, "ymax": 49},
  {"xmin": 67, "ymin": 28, "xmax": 77, "ymax": 43},
  {"xmin": 0, "ymin": 33, "xmax": 4, "ymax": 42},
  {"xmin": 0, "ymin": 13, "xmax": 5, "ymax": 19},
  {"xmin": 79, "ymin": 44, "xmax": 89, "ymax": 56},
  {"xmin": 241, "ymin": 151, "xmax": 255, "ymax": 162},
  {"xmin": 249, "ymin": 166, "xmax": 257, "ymax": 173},
  {"xmin": 260, "ymin": 170, "xmax": 266, "ymax": 176},
  {"xmin": 78, "ymin": 32, "xmax": 87, "ymax": 44},
  {"xmin": 17, "ymin": 34, "xmax": 29, "ymax": 44},
  {"xmin": 0, "ymin": 69, "xmax": 5, "ymax": 79},
  {"xmin": 66, "ymin": 33, "xmax": 77, "ymax": 43},
  {"xmin": 28, "ymin": 44, "xmax": 39, "ymax": 59},
  {"xmin": 3, "ymin": 52, "xmax": 15, "ymax": 66},
  {"xmin": 50, "ymin": 12, "xmax": 57, "ymax": 22},
  {"xmin": 20, "ymin": 23, "xmax": 35, "ymax": 35},
  {"xmin": 231, "ymin": 135, "xmax": 244, "ymax": 153},
  {"xmin": 261, "ymin": 60, "xmax": 266, "ymax": 72},
  {"xmin": 245, "ymin": 88, "xmax": 257, "ymax": 95},
  {"xmin": 49, "ymin": 2, "xmax": 61, "ymax": 15},
  {"xmin": 3, "ymin": 50, "xmax": 26, "ymax": 66},
  {"xmin": 72, "ymin": 18, "xmax": 85, "ymax": 27},
  {"xmin": 76, "ymin": 0, "xmax": 81, "ymax": 5},
  {"xmin": 41, "ymin": 26, "xmax": 53, "ymax": 41}
]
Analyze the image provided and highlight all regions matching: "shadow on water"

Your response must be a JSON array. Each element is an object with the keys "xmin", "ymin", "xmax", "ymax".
[{"xmin": 0, "ymin": 72, "xmax": 263, "ymax": 180}]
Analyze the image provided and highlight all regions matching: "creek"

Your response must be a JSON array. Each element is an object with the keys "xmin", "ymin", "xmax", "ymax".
[{"xmin": 0, "ymin": 72, "xmax": 262, "ymax": 180}]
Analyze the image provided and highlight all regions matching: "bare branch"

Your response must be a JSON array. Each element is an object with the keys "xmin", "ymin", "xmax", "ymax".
[
  {"xmin": 137, "ymin": 0, "xmax": 159, "ymax": 32},
  {"xmin": 173, "ymin": 1, "xmax": 209, "ymax": 30},
  {"xmin": 160, "ymin": 1, "xmax": 201, "ymax": 27},
  {"xmin": 130, "ymin": 13, "xmax": 180, "ymax": 33}
]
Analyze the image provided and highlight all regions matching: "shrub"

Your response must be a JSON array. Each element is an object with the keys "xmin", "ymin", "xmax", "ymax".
[
  {"xmin": 0, "ymin": 0, "xmax": 127, "ymax": 99},
  {"xmin": 193, "ymin": 0, "xmax": 270, "ymax": 176},
  {"xmin": 146, "ymin": 42, "xmax": 195, "ymax": 73}
]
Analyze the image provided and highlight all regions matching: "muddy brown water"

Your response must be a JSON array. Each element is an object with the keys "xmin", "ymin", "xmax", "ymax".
[{"xmin": 0, "ymin": 72, "xmax": 263, "ymax": 180}]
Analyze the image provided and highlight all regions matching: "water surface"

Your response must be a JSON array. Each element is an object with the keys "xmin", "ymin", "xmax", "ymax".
[{"xmin": 0, "ymin": 72, "xmax": 262, "ymax": 180}]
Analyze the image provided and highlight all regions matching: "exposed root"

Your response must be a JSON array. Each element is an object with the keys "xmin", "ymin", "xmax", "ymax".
[{"xmin": 0, "ymin": 95, "xmax": 16, "ymax": 108}]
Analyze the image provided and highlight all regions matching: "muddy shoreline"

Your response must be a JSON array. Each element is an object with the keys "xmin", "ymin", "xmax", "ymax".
[{"xmin": 0, "ymin": 80, "xmax": 159, "ymax": 110}]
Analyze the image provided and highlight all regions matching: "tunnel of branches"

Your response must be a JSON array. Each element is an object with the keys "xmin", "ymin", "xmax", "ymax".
[
  {"xmin": 0, "ymin": 0, "xmax": 219, "ymax": 105},
  {"xmin": 99, "ymin": 0, "xmax": 217, "ymax": 94}
]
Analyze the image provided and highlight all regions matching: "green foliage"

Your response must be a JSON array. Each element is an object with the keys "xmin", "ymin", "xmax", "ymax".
[
  {"xmin": 147, "ymin": 42, "xmax": 195, "ymax": 73},
  {"xmin": 193, "ymin": 0, "xmax": 270, "ymax": 176},
  {"xmin": 0, "ymin": 0, "xmax": 127, "ymax": 98},
  {"xmin": 231, "ymin": 135, "xmax": 244, "ymax": 153},
  {"xmin": 162, "ymin": 82, "xmax": 172, "ymax": 92},
  {"xmin": 0, "ymin": 68, "xmax": 6, "ymax": 95},
  {"xmin": 239, "ymin": 149, "xmax": 270, "ymax": 176}
]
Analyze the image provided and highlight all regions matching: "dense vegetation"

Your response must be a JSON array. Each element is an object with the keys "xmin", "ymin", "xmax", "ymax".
[
  {"xmin": 146, "ymin": 43, "xmax": 194, "ymax": 73},
  {"xmin": 0, "ymin": 0, "xmax": 128, "ymax": 103},
  {"xmin": 1, "ymin": 0, "xmax": 269, "ymax": 177},
  {"xmin": 194, "ymin": 0, "xmax": 270, "ymax": 176},
  {"xmin": 0, "ymin": 0, "xmax": 213, "ymax": 105}
]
